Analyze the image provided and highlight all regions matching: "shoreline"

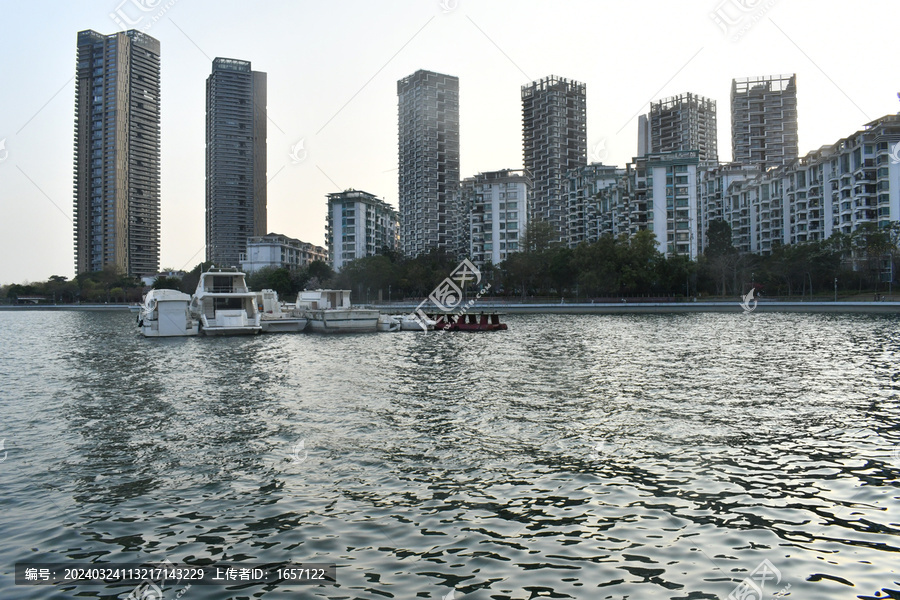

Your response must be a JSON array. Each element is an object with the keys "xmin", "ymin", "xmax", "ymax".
[
  {"xmin": 0, "ymin": 304, "xmax": 133, "ymax": 311},
  {"xmin": 372, "ymin": 301, "xmax": 900, "ymax": 315},
  {"xmin": 3, "ymin": 301, "xmax": 900, "ymax": 315}
]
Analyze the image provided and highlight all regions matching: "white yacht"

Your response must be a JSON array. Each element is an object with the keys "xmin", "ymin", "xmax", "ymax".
[
  {"xmin": 257, "ymin": 289, "xmax": 309, "ymax": 333},
  {"xmin": 377, "ymin": 314, "xmax": 401, "ymax": 332},
  {"xmin": 399, "ymin": 314, "xmax": 436, "ymax": 331},
  {"xmin": 298, "ymin": 289, "xmax": 379, "ymax": 333},
  {"xmin": 190, "ymin": 268, "xmax": 261, "ymax": 335},
  {"xmin": 138, "ymin": 289, "xmax": 199, "ymax": 337}
]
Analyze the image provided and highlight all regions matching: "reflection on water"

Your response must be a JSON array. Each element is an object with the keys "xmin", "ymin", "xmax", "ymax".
[{"xmin": 0, "ymin": 311, "xmax": 899, "ymax": 599}]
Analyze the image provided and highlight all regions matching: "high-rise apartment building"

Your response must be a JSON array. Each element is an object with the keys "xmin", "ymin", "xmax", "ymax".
[
  {"xmin": 565, "ymin": 163, "xmax": 623, "ymax": 247},
  {"xmin": 731, "ymin": 74, "xmax": 799, "ymax": 167},
  {"xmin": 73, "ymin": 29, "xmax": 161, "ymax": 276},
  {"xmin": 601, "ymin": 113, "xmax": 900, "ymax": 258},
  {"xmin": 696, "ymin": 163, "xmax": 760, "ymax": 252},
  {"xmin": 462, "ymin": 169, "xmax": 531, "ymax": 267},
  {"xmin": 647, "ymin": 93, "xmax": 718, "ymax": 163},
  {"xmin": 397, "ymin": 69, "xmax": 460, "ymax": 257},
  {"xmin": 521, "ymin": 76, "xmax": 587, "ymax": 244},
  {"xmin": 326, "ymin": 189, "xmax": 399, "ymax": 271},
  {"xmin": 597, "ymin": 151, "xmax": 702, "ymax": 259},
  {"xmin": 206, "ymin": 57, "xmax": 267, "ymax": 267}
]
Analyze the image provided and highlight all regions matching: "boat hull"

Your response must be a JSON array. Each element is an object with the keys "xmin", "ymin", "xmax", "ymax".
[
  {"xmin": 200, "ymin": 312, "xmax": 261, "ymax": 335},
  {"xmin": 260, "ymin": 317, "xmax": 309, "ymax": 333},
  {"xmin": 138, "ymin": 292, "xmax": 198, "ymax": 337},
  {"xmin": 433, "ymin": 313, "xmax": 508, "ymax": 332},
  {"xmin": 399, "ymin": 315, "xmax": 435, "ymax": 331},
  {"xmin": 307, "ymin": 309, "xmax": 379, "ymax": 333},
  {"xmin": 141, "ymin": 321, "xmax": 199, "ymax": 337}
]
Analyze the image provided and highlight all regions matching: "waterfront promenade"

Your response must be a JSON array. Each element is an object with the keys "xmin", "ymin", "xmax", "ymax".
[
  {"xmin": 3, "ymin": 300, "xmax": 900, "ymax": 315},
  {"xmin": 377, "ymin": 300, "xmax": 900, "ymax": 315}
]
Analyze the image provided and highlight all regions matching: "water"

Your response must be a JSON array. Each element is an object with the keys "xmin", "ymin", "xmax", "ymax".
[{"xmin": 1, "ymin": 311, "xmax": 899, "ymax": 599}]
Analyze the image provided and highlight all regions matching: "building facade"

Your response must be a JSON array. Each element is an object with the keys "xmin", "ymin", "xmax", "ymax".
[
  {"xmin": 646, "ymin": 93, "xmax": 718, "ymax": 163},
  {"xmin": 719, "ymin": 114, "xmax": 900, "ymax": 254},
  {"xmin": 326, "ymin": 189, "xmax": 399, "ymax": 271},
  {"xmin": 461, "ymin": 169, "xmax": 531, "ymax": 267},
  {"xmin": 731, "ymin": 74, "xmax": 799, "ymax": 168},
  {"xmin": 565, "ymin": 163, "xmax": 624, "ymax": 247},
  {"xmin": 697, "ymin": 163, "xmax": 760, "ymax": 252},
  {"xmin": 597, "ymin": 151, "xmax": 702, "ymax": 259},
  {"xmin": 73, "ymin": 29, "xmax": 161, "ymax": 276},
  {"xmin": 397, "ymin": 70, "xmax": 460, "ymax": 257},
  {"xmin": 521, "ymin": 76, "xmax": 587, "ymax": 245},
  {"xmin": 206, "ymin": 57, "xmax": 267, "ymax": 268},
  {"xmin": 600, "ymin": 114, "xmax": 900, "ymax": 259},
  {"xmin": 240, "ymin": 233, "xmax": 327, "ymax": 273}
]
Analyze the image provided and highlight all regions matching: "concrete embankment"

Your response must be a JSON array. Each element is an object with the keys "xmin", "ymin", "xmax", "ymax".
[{"xmin": 373, "ymin": 301, "xmax": 900, "ymax": 315}]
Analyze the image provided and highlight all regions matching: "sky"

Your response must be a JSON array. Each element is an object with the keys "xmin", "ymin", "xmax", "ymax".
[{"xmin": 1, "ymin": 0, "xmax": 899, "ymax": 285}]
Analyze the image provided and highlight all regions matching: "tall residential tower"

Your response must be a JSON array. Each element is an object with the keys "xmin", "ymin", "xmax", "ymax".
[
  {"xmin": 521, "ymin": 76, "xmax": 587, "ymax": 245},
  {"xmin": 206, "ymin": 57, "xmax": 267, "ymax": 267},
  {"xmin": 73, "ymin": 29, "xmax": 161, "ymax": 276},
  {"xmin": 731, "ymin": 74, "xmax": 799, "ymax": 167},
  {"xmin": 646, "ymin": 93, "xmax": 718, "ymax": 162},
  {"xmin": 397, "ymin": 69, "xmax": 460, "ymax": 257}
]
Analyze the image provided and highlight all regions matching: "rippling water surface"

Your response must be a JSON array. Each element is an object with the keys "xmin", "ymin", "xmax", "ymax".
[{"xmin": 1, "ymin": 311, "xmax": 899, "ymax": 599}]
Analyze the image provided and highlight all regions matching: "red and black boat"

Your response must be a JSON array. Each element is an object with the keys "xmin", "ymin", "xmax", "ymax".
[{"xmin": 432, "ymin": 312, "xmax": 507, "ymax": 332}]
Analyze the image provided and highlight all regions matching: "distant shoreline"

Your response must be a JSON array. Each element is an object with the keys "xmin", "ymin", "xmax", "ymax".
[
  {"xmin": 0, "ymin": 304, "xmax": 132, "ymax": 311},
  {"xmin": 372, "ymin": 301, "xmax": 900, "ymax": 315},
  {"xmin": 3, "ymin": 301, "xmax": 899, "ymax": 315}
]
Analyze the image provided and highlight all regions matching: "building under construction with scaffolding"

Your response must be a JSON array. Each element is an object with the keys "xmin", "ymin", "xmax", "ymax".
[
  {"xmin": 521, "ymin": 76, "xmax": 587, "ymax": 245},
  {"xmin": 731, "ymin": 74, "xmax": 798, "ymax": 167},
  {"xmin": 647, "ymin": 93, "xmax": 718, "ymax": 163}
]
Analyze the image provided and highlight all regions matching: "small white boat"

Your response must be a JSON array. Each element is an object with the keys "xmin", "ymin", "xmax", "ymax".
[
  {"xmin": 257, "ymin": 289, "xmax": 308, "ymax": 333},
  {"xmin": 399, "ymin": 314, "xmax": 436, "ymax": 331},
  {"xmin": 190, "ymin": 268, "xmax": 261, "ymax": 335},
  {"xmin": 298, "ymin": 289, "xmax": 379, "ymax": 333},
  {"xmin": 377, "ymin": 314, "xmax": 401, "ymax": 332},
  {"xmin": 138, "ymin": 289, "xmax": 199, "ymax": 337}
]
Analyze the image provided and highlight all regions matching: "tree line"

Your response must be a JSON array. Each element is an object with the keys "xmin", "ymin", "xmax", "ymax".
[
  {"xmin": 4, "ymin": 220, "xmax": 898, "ymax": 304},
  {"xmin": 332, "ymin": 220, "xmax": 900, "ymax": 302}
]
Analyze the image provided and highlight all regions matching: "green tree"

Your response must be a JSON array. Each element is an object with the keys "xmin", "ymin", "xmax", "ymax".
[
  {"xmin": 268, "ymin": 268, "xmax": 294, "ymax": 297},
  {"xmin": 520, "ymin": 220, "xmax": 556, "ymax": 254},
  {"xmin": 152, "ymin": 276, "xmax": 183, "ymax": 291},
  {"xmin": 703, "ymin": 219, "xmax": 738, "ymax": 296},
  {"xmin": 308, "ymin": 260, "xmax": 335, "ymax": 286}
]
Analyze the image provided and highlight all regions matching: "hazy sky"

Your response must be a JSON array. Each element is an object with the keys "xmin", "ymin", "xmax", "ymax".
[{"xmin": 1, "ymin": 0, "xmax": 898, "ymax": 284}]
